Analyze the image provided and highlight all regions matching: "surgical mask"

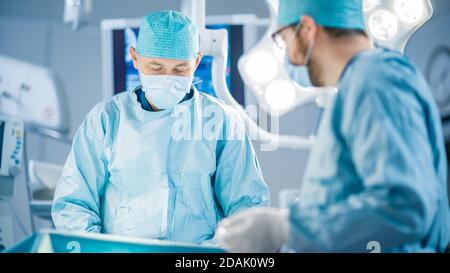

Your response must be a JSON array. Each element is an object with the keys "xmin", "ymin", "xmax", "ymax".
[
  {"xmin": 140, "ymin": 74, "xmax": 194, "ymax": 110},
  {"xmin": 283, "ymin": 54, "xmax": 312, "ymax": 87},
  {"xmin": 284, "ymin": 22, "xmax": 315, "ymax": 87}
]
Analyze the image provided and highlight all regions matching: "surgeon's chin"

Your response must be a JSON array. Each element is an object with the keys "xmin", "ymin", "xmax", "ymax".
[
  {"xmin": 308, "ymin": 64, "xmax": 324, "ymax": 87},
  {"xmin": 145, "ymin": 94, "xmax": 162, "ymax": 111}
]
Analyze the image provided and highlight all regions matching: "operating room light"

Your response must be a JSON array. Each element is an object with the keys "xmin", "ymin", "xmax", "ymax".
[
  {"xmin": 363, "ymin": 0, "xmax": 433, "ymax": 52},
  {"xmin": 245, "ymin": 51, "xmax": 279, "ymax": 83},
  {"xmin": 368, "ymin": 10, "xmax": 399, "ymax": 41},
  {"xmin": 395, "ymin": 0, "xmax": 424, "ymax": 23},
  {"xmin": 265, "ymin": 80, "xmax": 296, "ymax": 110}
]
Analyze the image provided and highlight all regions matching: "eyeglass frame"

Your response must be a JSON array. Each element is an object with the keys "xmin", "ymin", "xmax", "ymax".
[{"xmin": 271, "ymin": 21, "xmax": 302, "ymax": 49}]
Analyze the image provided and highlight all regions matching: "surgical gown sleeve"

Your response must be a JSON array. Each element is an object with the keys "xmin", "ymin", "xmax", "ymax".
[
  {"xmin": 288, "ymin": 60, "xmax": 440, "ymax": 252},
  {"xmin": 214, "ymin": 109, "xmax": 270, "ymax": 217},
  {"xmin": 52, "ymin": 111, "xmax": 109, "ymax": 233}
]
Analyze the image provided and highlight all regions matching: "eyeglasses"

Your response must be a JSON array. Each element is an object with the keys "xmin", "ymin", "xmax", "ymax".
[{"xmin": 271, "ymin": 21, "xmax": 302, "ymax": 49}]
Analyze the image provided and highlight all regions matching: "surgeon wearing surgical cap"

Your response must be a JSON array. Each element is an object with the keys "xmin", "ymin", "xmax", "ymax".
[
  {"xmin": 216, "ymin": 0, "xmax": 450, "ymax": 252},
  {"xmin": 52, "ymin": 10, "xmax": 269, "ymax": 244}
]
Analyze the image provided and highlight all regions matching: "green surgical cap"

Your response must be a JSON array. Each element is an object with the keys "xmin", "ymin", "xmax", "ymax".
[
  {"xmin": 277, "ymin": 0, "xmax": 365, "ymax": 31},
  {"xmin": 136, "ymin": 10, "xmax": 199, "ymax": 61}
]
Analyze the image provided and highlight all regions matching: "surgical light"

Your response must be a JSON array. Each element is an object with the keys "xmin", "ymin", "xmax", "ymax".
[
  {"xmin": 364, "ymin": 0, "xmax": 433, "ymax": 52},
  {"xmin": 265, "ymin": 80, "xmax": 296, "ymax": 111},
  {"xmin": 394, "ymin": 0, "xmax": 425, "ymax": 23},
  {"xmin": 245, "ymin": 51, "xmax": 279, "ymax": 84},
  {"xmin": 368, "ymin": 10, "xmax": 399, "ymax": 41}
]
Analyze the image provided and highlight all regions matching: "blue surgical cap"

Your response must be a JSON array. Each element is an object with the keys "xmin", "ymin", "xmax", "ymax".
[
  {"xmin": 136, "ymin": 10, "xmax": 199, "ymax": 61},
  {"xmin": 277, "ymin": 0, "xmax": 366, "ymax": 31}
]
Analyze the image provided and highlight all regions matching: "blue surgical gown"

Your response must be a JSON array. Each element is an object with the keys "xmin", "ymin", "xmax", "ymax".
[
  {"xmin": 52, "ymin": 87, "xmax": 269, "ymax": 244},
  {"xmin": 287, "ymin": 48, "xmax": 450, "ymax": 253}
]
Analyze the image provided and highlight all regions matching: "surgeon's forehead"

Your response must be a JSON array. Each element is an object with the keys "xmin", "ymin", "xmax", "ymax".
[{"xmin": 138, "ymin": 56, "xmax": 192, "ymax": 67}]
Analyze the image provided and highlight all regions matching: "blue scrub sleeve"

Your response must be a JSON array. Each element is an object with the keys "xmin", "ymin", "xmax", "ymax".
[
  {"xmin": 214, "ymin": 110, "xmax": 270, "ymax": 217},
  {"xmin": 52, "ymin": 122, "xmax": 108, "ymax": 233}
]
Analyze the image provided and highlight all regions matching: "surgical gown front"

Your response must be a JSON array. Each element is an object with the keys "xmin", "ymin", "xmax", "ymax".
[
  {"xmin": 288, "ymin": 48, "xmax": 450, "ymax": 253},
  {"xmin": 52, "ymin": 87, "xmax": 269, "ymax": 244}
]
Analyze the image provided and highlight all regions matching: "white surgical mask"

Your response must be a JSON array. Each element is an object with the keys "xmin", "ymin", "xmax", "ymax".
[{"xmin": 140, "ymin": 74, "xmax": 194, "ymax": 110}]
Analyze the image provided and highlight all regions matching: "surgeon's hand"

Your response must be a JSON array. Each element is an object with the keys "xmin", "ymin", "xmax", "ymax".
[{"xmin": 215, "ymin": 207, "xmax": 290, "ymax": 253}]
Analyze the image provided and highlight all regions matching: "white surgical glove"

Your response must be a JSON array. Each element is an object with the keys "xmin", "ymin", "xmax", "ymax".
[{"xmin": 215, "ymin": 207, "xmax": 290, "ymax": 253}]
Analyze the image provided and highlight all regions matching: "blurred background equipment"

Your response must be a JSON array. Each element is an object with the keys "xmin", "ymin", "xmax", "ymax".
[
  {"xmin": 0, "ymin": 115, "xmax": 23, "ymax": 200},
  {"xmin": 63, "ymin": 0, "xmax": 93, "ymax": 31},
  {"xmin": 0, "ymin": 115, "xmax": 23, "ymax": 252},
  {"xmin": 426, "ymin": 45, "xmax": 450, "ymax": 202},
  {"xmin": 0, "ymin": 55, "xmax": 71, "ymax": 244}
]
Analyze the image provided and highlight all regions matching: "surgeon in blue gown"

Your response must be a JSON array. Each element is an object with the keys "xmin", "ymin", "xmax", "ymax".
[
  {"xmin": 52, "ymin": 10, "xmax": 269, "ymax": 245},
  {"xmin": 216, "ymin": 0, "xmax": 450, "ymax": 252}
]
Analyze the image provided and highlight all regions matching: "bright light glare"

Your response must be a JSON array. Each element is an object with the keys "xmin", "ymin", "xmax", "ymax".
[
  {"xmin": 267, "ymin": 0, "xmax": 279, "ymax": 14},
  {"xmin": 273, "ymin": 43, "xmax": 286, "ymax": 62},
  {"xmin": 245, "ymin": 51, "xmax": 279, "ymax": 83},
  {"xmin": 363, "ymin": 0, "xmax": 381, "ymax": 12},
  {"xmin": 265, "ymin": 80, "xmax": 296, "ymax": 110},
  {"xmin": 395, "ymin": 0, "xmax": 424, "ymax": 23},
  {"xmin": 368, "ymin": 10, "xmax": 399, "ymax": 41}
]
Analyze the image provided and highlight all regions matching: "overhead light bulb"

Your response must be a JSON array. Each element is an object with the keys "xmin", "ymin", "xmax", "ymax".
[
  {"xmin": 395, "ymin": 0, "xmax": 424, "ymax": 23},
  {"xmin": 368, "ymin": 10, "xmax": 399, "ymax": 41},
  {"xmin": 245, "ymin": 51, "xmax": 279, "ymax": 83},
  {"xmin": 265, "ymin": 80, "xmax": 296, "ymax": 110}
]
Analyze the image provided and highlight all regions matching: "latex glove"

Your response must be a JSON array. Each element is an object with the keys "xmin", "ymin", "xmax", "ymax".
[{"xmin": 215, "ymin": 207, "xmax": 290, "ymax": 253}]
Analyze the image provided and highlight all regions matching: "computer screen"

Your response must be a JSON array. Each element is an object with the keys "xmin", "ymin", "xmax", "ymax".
[{"xmin": 111, "ymin": 24, "xmax": 246, "ymax": 106}]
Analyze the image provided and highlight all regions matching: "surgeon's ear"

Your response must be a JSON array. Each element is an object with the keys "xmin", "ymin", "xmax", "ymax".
[
  {"xmin": 130, "ymin": 47, "xmax": 139, "ymax": 70},
  {"xmin": 301, "ymin": 16, "xmax": 318, "ymax": 42},
  {"xmin": 194, "ymin": 52, "xmax": 203, "ymax": 70}
]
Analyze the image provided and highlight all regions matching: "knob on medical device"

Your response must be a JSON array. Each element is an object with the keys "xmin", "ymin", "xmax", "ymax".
[{"xmin": 9, "ymin": 166, "xmax": 21, "ymax": 177}]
